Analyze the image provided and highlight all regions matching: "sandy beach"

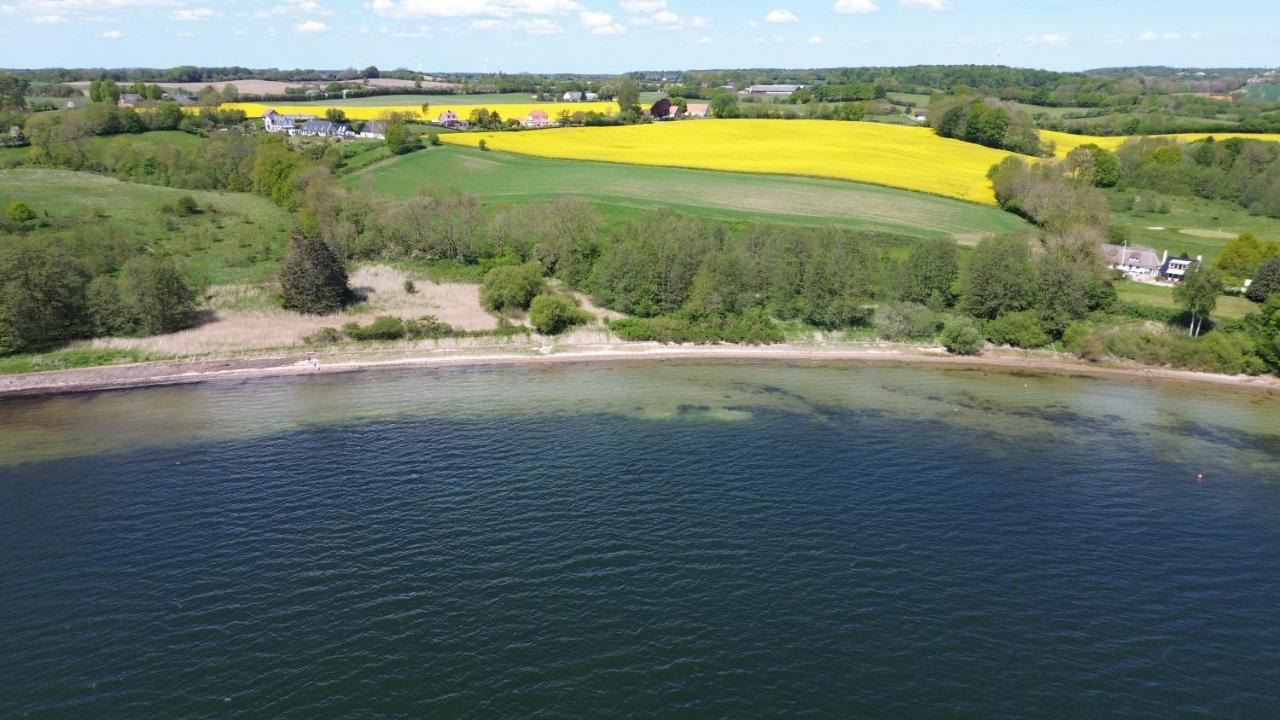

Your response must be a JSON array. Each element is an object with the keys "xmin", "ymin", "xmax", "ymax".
[{"xmin": 4, "ymin": 339, "xmax": 1279, "ymax": 399}]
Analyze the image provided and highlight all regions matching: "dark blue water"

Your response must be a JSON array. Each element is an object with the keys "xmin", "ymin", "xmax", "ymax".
[{"xmin": 1, "ymin": 363, "xmax": 1278, "ymax": 718}]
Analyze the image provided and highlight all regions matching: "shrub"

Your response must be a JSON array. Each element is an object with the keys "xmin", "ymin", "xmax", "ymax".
[
  {"xmin": 985, "ymin": 310, "xmax": 1050, "ymax": 348},
  {"xmin": 403, "ymin": 315, "xmax": 457, "ymax": 340},
  {"xmin": 343, "ymin": 315, "xmax": 405, "ymax": 341},
  {"xmin": 403, "ymin": 279, "xmax": 416, "ymax": 294},
  {"xmin": 940, "ymin": 320, "xmax": 983, "ymax": 355},
  {"xmin": 874, "ymin": 302, "xmax": 943, "ymax": 342},
  {"xmin": 427, "ymin": 133, "xmax": 442, "ymax": 146},
  {"xmin": 171, "ymin": 195, "xmax": 199, "ymax": 217},
  {"xmin": 529, "ymin": 293, "xmax": 590, "ymax": 335},
  {"xmin": 478, "ymin": 139, "xmax": 489, "ymax": 151},
  {"xmin": 5, "ymin": 201, "xmax": 36, "ymax": 223},
  {"xmin": 608, "ymin": 309, "xmax": 783, "ymax": 345},
  {"xmin": 480, "ymin": 261, "xmax": 544, "ymax": 312},
  {"xmin": 304, "ymin": 326, "xmax": 342, "ymax": 345}
]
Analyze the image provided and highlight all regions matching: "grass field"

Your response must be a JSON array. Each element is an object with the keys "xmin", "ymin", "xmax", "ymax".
[
  {"xmin": 350, "ymin": 145, "xmax": 1029, "ymax": 241},
  {"xmin": 1115, "ymin": 280, "xmax": 1259, "ymax": 321},
  {"xmin": 0, "ymin": 168, "xmax": 294, "ymax": 285},
  {"xmin": 222, "ymin": 100, "xmax": 619, "ymax": 122},
  {"xmin": 438, "ymin": 119, "xmax": 1019, "ymax": 204},
  {"xmin": 1110, "ymin": 191, "xmax": 1280, "ymax": 265}
]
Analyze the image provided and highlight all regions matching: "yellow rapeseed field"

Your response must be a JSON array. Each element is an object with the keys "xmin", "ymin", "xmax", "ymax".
[
  {"xmin": 1044, "ymin": 130, "xmax": 1280, "ymax": 157},
  {"xmin": 440, "ymin": 120, "xmax": 1017, "ymax": 204},
  {"xmin": 220, "ymin": 101, "xmax": 619, "ymax": 123}
]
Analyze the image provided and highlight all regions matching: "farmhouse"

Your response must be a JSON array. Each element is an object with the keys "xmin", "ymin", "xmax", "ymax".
[
  {"xmin": 683, "ymin": 102, "xmax": 709, "ymax": 118},
  {"xmin": 298, "ymin": 119, "xmax": 351, "ymax": 137},
  {"xmin": 117, "ymin": 93, "xmax": 142, "ymax": 108},
  {"xmin": 1102, "ymin": 243, "xmax": 1162, "ymax": 281},
  {"xmin": 359, "ymin": 120, "xmax": 388, "ymax": 139},
  {"xmin": 522, "ymin": 109, "xmax": 552, "ymax": 128},
  {"xmin": 743, "ymin": 84, "xmax": 804, "ymax": 96},
  {"xmin": 436, "ymin": 110, "xmax": 467, "ymax": 129},
  {"xmin": 262, "ymin": 109, "xmax": 297, "ymax": 133}
]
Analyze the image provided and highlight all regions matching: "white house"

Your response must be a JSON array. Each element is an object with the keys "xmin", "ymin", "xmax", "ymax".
[
  {"xmin": 1102, "ymin": 243, "xmax": 1163, "ymax": 281},
  {"xmin": 359, "ymin": 120, "xmax": 387, "ymax": 139},
  {"xmin": 1162, "ymin": 254, "xmax": 1202, "ymax": 282},
  {"xmin": 263, "ymin": 109, "xmax": 302, "ymax": 134},
  {"xmin": 297, "ymin": 119, "xmax": 351, "ymax": 137},
  {"xmin": 521, "ymin": 109, "xmax": 552, "ymax": 128},
  {"xmin": 742, "ymin": 84, "xmax": 804, "ymax": 96}
]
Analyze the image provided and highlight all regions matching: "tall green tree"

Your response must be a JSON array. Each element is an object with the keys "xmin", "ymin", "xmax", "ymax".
[
  {"xmin": 900, "ymin": 238, "xmax": 959, "ymax": 308},
  {"xmin": 1173, "ymin": 263, "xmax": 1223, "ymax": 337},
  {"xmin": 279, "ymin": 231, "xmax": 350, "ymax": 315},
  {"xmin": 0, "ymin": 73, "xmax": 30, "ymax": 112},
  {"xmin": 962, "ymin": 236, "xmax": 1038, "ymax": 320},
  {"xmin": 616, "ymin": 77, "xmax": 640, "ymax": 113},
  {"xmin": 1246, "ymin": 257, "xmax": 1280, "ymax": 303},
  {"xmin": 118, "ymin": 257, "xmax": 197, "ymax": 335}
]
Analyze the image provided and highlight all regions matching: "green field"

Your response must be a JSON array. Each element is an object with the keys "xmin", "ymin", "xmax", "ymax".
[
  {"xmin": 0, "ymin": 168, "xmax": 294, "ymax": 284},
  {"xmin": 886, "ymin": 92, "xmax": 931, "ymax": 107},
  {"xmin": 1111, "ymin": 191, "xmax": 1280, "ymax": 265},
  {"xmin": 349, "ymin": 145, "xmax": 1030, "ymax": 241},
  {"xmin": 1116, "ymin": 280, "xmax": 1259, "ymax": 320},
  {"xmin": 1243, "ymin": 84, "xmax": 1280, "ymax": 102}
]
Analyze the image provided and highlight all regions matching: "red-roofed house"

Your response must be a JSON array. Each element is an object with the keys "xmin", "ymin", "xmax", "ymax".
[{"xmin": 522, "ymin": 109, "xmax": 552, "ymax": 128}]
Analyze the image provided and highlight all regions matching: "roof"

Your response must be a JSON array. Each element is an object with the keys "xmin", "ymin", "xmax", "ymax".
[
  {"xmin": 300, "ymin": 119, "xmax": 337, "ymax": 133},
  {"xmin": 745, "ymin": 84, "xmax": 802, "ymax": 93},
  {"xmin": 362, "ymin": 120, "xmax": 387, "ymax": 133},
  {"xmin": 528, "ymin": 109, "xmax": 548, "ymax": 118},
  {"xmin": 119, "ymin": 93, "xmax": 141, "ymax": 102},
  {"xmin": 1102, "ymin": 243, "xmax": 1160, "ymax": 269},
  {"xmin": 685, "ymin": 102, "xmax": 709, "ymax": 113}
]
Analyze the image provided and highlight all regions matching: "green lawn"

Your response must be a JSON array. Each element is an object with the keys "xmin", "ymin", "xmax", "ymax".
[
  {"xmin": 886, "ymin": 92, "xmax": 931, "ymax": 107},
  {"xmin": 1115, "ymin": 280, "xmax": 1259, "ymax": 320},
  {"xmin": 1110, "ymin": 190, "xmax": 1280, "ymax": 265},
  {"xmin": 0, "ymin": 168, "xmax": 295, "ymax": 285},
  {"xmin": 349, "ymin": 145, "xmax": 1030, "ymax": 242}
]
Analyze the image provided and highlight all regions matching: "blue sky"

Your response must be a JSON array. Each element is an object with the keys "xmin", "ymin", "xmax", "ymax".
[{"xmin": 0, "ymin": 0, "xmax": 1276, "ymax": 72}]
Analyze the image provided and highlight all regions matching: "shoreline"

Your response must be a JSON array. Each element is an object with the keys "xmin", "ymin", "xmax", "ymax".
[{"xmin": 2, "ymin": 340, "xmax": 1279, "ymax": 399}]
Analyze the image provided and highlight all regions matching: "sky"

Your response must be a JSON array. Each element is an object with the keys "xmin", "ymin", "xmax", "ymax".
[{"xmin": 0, "ymin": 0, "xmax": 1277, "ymax": 73}]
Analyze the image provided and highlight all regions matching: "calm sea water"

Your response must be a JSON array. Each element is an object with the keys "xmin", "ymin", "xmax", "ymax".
[{"xmin": 2, "ymin": 361, "xmax": 1279, "ymax": 719}]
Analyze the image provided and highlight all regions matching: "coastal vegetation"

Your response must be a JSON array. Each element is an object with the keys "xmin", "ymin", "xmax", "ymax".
[{"xmin": 3, "ymin": 65, "xmax": 1280, "ymax": 380}]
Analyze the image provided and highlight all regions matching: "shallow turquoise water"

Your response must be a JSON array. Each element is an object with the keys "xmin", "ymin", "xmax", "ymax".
[{"xmin": 1, "ymin": 362, "xmax": 1278, "ymax": 718}]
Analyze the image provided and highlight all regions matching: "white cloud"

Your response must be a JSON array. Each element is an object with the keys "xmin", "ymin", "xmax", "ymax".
[
  {"xmin": 171, "ymin": 8, "xmax": 217, "ymax": 21},
  {"xmin": 696, "ymin": 34, "xmax": 712, "ymax": 44},
  {"xmin": 369, "ymin": 0, "xmax": 582, "ymax": 19},
  {"xmin": 1027, "ymin": 33, "xmax": 1069, "ymax": 46},
  {"xmin": 901, "ymin": 0, "xmax": 949, "ymax": 9},
  {"xmin": 471, "ymin": 18, "xmax": 502, "ymax": 29},
  {"xmin": 516, "ymin": 17, "xmax": 563, "ymax": 33},
  {"xmin": 834, "ymin": 0, "xmax": 878, "ymax": 13},
  {"xmin": 689, "ymin": 15, "xmax": 710, "ymax": 28},
  {"xmin": 101, "ymin": 29, "xmax": 122, "ymax": 38},
  {"xmin": 1138, "ymin": 30, "xmax": 1199, "ymax": 42},
  {"xmin": 651, "ymin": 9, "xmax": 679, "ymax": 25},
  {"xmin": 580, "ymin": 8, "xmax": 627, "ymax": 33},
  {"xmin": 618, "ymin": 0, "xmax": 664, "ymax": 11},
  {"xmin": 174, "ymin": 29, "xmax": 194, "ymax": 37},
  {"xmin": 295, "ymin": 19, "xmax": 327, "ymax": 32},
  {"xmin": 765, "ymin": 9, "xmax": 797, "ymax": 24},
  {"xmin": 807, "ymin": 35, "xmax": 823, "ymax": 43},
  {"xmin": 383, "ymin": 24, "xmax": 433, "ymax": 37},
  {"xmin": 30, "ymin": 14, "xmax": 68, "ymax": 24}
]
